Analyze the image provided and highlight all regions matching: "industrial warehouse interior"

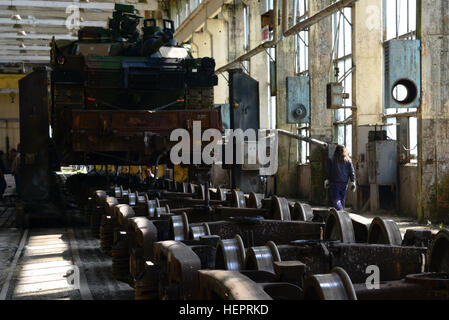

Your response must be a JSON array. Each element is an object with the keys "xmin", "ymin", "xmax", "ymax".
[{"xmin": 0, "ymin": 0, "xmax": 448, "ymax": 307}]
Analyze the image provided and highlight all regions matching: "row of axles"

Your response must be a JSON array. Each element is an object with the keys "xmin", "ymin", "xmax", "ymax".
[{"xmin": 78, "ymin": 182, "xmax": 449, "ymax": 300}]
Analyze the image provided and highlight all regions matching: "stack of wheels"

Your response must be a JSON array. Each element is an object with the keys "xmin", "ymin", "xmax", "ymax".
[
  {"xmin": 111, "ymin": 230, "xmax": 132, "ymax": 284},
  {"xmin": 134, "ymin": 264, "xmax": 159, "ymax": 300},
  {"xmin": 100, "ymin": 215, "xmax": 115, "ymax": 256},
  {"xmin": 90, "ymin": 190, "xmax": 107, "ymax": 238},
  {"xmin": 99, "ymin": 197, "xmax": 119, "ymax": 256},
  {"xmin": 111, "ymin": 204, "xmax": 135, "ymax": 285}
]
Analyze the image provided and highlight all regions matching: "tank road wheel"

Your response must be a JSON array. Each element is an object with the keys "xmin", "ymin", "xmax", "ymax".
[
  {"xmin": 272, "ymin": 196, "xmax": 291, "ymax": 221},
  {"xmin": 292, "ymin": 202, "xmax": 314, "ymax": 221},
  {"xmin": 303, "ymin": 267, "xmax": 357, "ymax": 300},
  {"xmin": 245, "ymin": 241, "xmax": 281, "ymax": 274},
  {"xmin": 231, "ymin": 190, "xmax": 246, "ymax": 208},
  {"xmin": 247, "ymin": 192, "xmax": 264, "ymax": 209},
  {"xmin": 215, "ymin": 235, "xmax": 246, "ymax": 271},
  {"xmin": 367, "ymin": 217, "xmax": 402, "ymax": 246},
  {"xmin": 324, "ymin": 209, "xmax": 356, "ymax": 243},
  {"xmin": 198, "ymin": 270, "xmax": 272, "ymax": 300},
  {"xmin": 429, "ymin": 228, "xmax": 449, "ymax": 273},
  {"xmin": 170, "ymin": 212, "xmax": 189, "ymax": 241}
]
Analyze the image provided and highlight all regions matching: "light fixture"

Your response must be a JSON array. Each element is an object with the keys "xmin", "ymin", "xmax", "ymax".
[
  {"xmin": 17, "ymin": 30, "xmax": 26, "ymax": 36},
  {"xmin": 11, "ymin": 14, "xmax": 21, "ymax": 20},
  {"xmin": 19, "ymin": 43, "xmax": 25, "ymax": 48}
]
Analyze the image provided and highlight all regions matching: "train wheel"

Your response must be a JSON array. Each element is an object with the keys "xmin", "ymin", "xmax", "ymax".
[
  {"xmin": 303, "ymin": 267, "xmax": 357, "ymax": 300},
  {"xmin": 324, "ymin": 209, "xmax": 355, "ymax": 243},
  {"xmin": 368, "ymin": 217, "xmax": 402, "ymax": 246},
  {"xmin": 215, "ymin": 234, "xmax": 246, "ymax": 271}
]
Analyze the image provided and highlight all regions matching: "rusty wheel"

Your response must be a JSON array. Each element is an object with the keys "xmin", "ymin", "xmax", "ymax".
[
  {"xmin": 231, "ymin": 190, "xmax": 246, "ymax": 208},
  {"xmin": 114, "ymin": 186, "xmax": 122, "ymax": 198},
  {"xmin": 217, "ymin": 187, "xmax": 229, "ymax": 201},
  {"xmin": 116, "ymin": 204, "xmax": 136, "ymax": 227},
  {"xmin": 245, "ymin": 241, "xmax": 281, "ymax": 274},
  {"xmin": 182, "ymin": 182, "xmax": 189, "ymax": 193},
  {"xmin": 292, "ymin": 202, "xmax": 314, "ymax": 221},
  {"xmin": 128, "ymin": 192, "xmax": 137, "ymax": 206},
  {"xmin": 272, "ymin": 196, "xmax": 291, "ymax": 221},
  {"xmin": 247, "ymin": 192, "xmax": 264, "ymax": 209},
  {"xmin": 198, "ymin": 270, "xmax": 272, "ymax": 300},
  {"xmin": 105, "ymin": 197, "xmax": 119, "ymax": 216},
  {"xmin": 170, "ymin": 212, "xmax": 189, "ymax": 241},
  {"xmin": 368, "ymin": 217, "xmax": 402, "ymax": 246},
  {"xmin": 146, "ymin": 199, "xmax": 159, "ymax": 217},
  {"xmin": 137, "ymin": 192, "xmax": 147, "ymax": 204},
  {"xmin": 215, "ymin": 234, "xmax": 246, "ymax": 271},
  {"xmin": 324, "ymin": 209, "xmax": 355, "ymax": 243},
  {"xmin": 190, "ymin": 223, "xmax": 211, "ymax": 240},
  {"xmin": 303, "ymin": 267, "xmax": 357, "ymax": 300},
  {"xmin": 429, "ymin": 228, "xmax": 449, "ymax": 273}
]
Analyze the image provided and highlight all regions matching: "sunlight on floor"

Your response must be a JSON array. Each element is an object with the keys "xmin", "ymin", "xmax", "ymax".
[{"xmin": 13, "ymin": 231, "xmax": 78, "ymax": 299}]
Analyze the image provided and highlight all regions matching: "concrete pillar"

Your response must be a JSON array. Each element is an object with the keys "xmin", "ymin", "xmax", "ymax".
[
  {"xmin": 417, "ymin": 0, "xmax": 449, "ymax": 223},
  {"xmin": 205, "ymin": 18, "xmax": 228, "ymax": 105},
  {"xmin": 247, "ymin": 0, "xmax": 270, "ymax": 129},
  {"xmin": 191, "ymin": 30, "xmax": 212, "ymax": 58},
  {"xmin": 222, "ymin": 3, "xmax": 246, "ymax": 62},
  {"xmin": 308, "ymin": 0, "xmax": 334, "ymax": 204},
  {"xmin": 352, "ymin": 0, "xmax": 384, "ymax": 209},
  {"xmin": 353, "ymin": 0, "xmax": 384, "ymax": 126},
  {"xmin": 275, "ymin": 1, "xmax": 298, "ymax": 197}
]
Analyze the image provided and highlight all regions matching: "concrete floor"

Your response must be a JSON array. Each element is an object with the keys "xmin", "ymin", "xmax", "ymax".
[{"xmin": 0, "ymin": 175, "xmax": 134, "ymax": 300}]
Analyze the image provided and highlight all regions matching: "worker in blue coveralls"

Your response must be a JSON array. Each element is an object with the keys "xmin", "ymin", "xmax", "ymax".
[{"xmin": 324, "ymin": 144, "xmax": 356, "ymax": 211}]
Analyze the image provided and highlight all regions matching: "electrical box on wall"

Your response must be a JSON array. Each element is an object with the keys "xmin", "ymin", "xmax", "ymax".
[
  {"xmin": 326, "ymin": 82, "xmax": 349, "ymax": 109},
  {"xmin": 384, "ymin": 39, "xmax": 421, "ymax": 109},
  {"xmin": 286, "ymin": 75, "xmax": 310, "ymax": 124}
]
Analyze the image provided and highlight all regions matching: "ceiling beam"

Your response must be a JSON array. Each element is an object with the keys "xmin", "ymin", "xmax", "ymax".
[
  {"xmin": 0, "ymin": 1, "xmax": 154, "ymax": 11},
  {"xmin": 0, "ymin": 45, "xmax": 49, "ymax": 50},
  {"xmin": 0, "ymin": 17, "xmax": 107, "ymax": 27},
  {"xmin": 174, "ymin": 0, "xmax": 226, "ymax": 43},
  {"xmin": 0, "ymin": 55, "xmax": 50, "ymax": 62},
  {"xmin": 1, "ymin": 32, "xmax": 77, "ymax": 39}
]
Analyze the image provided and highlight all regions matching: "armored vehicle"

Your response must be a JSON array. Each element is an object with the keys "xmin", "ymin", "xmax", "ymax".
[{"xmin": 47, "ymin": 3, "xmax": 221, "ymax": 165}]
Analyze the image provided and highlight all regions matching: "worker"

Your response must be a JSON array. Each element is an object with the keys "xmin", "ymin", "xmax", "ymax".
[
  {"xmin": 143, "ymin": 168, "xmax": 155, "ymax": 185},
  {"xmin": 0, "ymin": 153, "xmax": 6, "ymax": 200},
  {"xmin": 324, "ymin": 144, "xmax": 356, "ymax": 211},
  {"xmin": 11, "ymin": 145, "xmax": 20, "ymax": 197}
]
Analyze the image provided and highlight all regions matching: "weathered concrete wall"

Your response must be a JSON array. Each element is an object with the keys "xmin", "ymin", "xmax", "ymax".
[
  {"xmin": 400, "ymin": 164, "xmax": 418, "ymax": 217},
  {"xmin": 298, "ymin": 164, "xmax": 311, "ymax": 200},
  {"xmin": 0, "ymin": 93, "xmax": 20, "ymax": 153},
  {"xmin": 418, "ymin": 0, "xmax": 449, "ymax": 223}
]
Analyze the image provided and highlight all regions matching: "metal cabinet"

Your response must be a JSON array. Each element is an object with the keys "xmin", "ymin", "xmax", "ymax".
[{"xmin": 367, "ymin": 140, "xmax": 398, "ymax": 185}]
